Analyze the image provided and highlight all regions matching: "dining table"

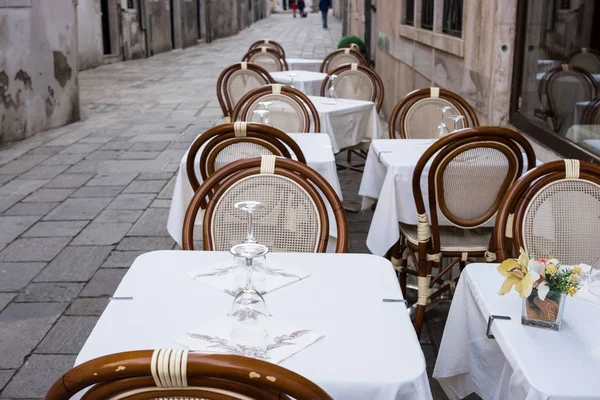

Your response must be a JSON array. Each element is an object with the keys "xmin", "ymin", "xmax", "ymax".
[
  {"xmin": 433, "ymin": 263, "xmax": 600, "ymax": 400},
  {"xmin": 359, "ymin": 139, "xmax": 540, "ymax": 256},
  {"xmin": 167, "ymin": 133, "xmax": 343, "ymax": 247},
  {"xmin": 270, "ymin": 70, "xmax": 328, "ymax": 96},
  {"xmin": 74, "ymin": 251, "xmax": 433, "ymax": 400},
  {"xmin": 285, "ymin": 58, "xmax": 323, "ymax": 72}
]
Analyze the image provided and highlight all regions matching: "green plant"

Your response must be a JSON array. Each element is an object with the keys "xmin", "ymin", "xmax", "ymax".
[{"xmin": 337, "ymin": 36, "xmax": 365, "ymax": 54}]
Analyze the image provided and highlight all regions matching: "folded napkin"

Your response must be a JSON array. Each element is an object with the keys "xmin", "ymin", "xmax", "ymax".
[
  {"xmin": 188, "ymin": 259, "xmax": 310, "ymax": 297},
  {"xmin": 174, "ymin": 316, "xmax": 324, "ymax": 363}
]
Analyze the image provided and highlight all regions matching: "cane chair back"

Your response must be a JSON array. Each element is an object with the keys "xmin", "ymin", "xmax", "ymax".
[
  {"xmin": 242, "ymin": 47, "xmax": 288, "ymax": 72},
  {"xmin": 248, "ymin": 39, "xmax": 286, "ymax": 59},
  {"xmin": 581, "ymin": 95, "xmax": 600, "ymax": 125},
  {"xmin": 232, "ymin": 84, "xmax": 321, "ymax": 133},
  {"xmin": 388, "ymin": 87, "xmax": 479, "ymax": 139},
  {"xmin": 186, "ymin": 122, "xmax": 306, "ymax": 191},
  {"xmin": 46, "ymin": 349, "xmax": 333, "ymax": 400},
  {"xmin": 183, "ymin": 156, "xmax": 348, "ymax": 253},
  {"xmin": 495, "ymin": 160, "xmax": 600, "ymax": 265},
  {"xmin": 320, "ymin": 63, "xmax": 385, "ymax": 112},
  {"xmin": 563, "ymin": 48, "xmax": 600, "ymax": 74},
  {"xmin": 217, "ymin": 63, "xmax": 274, "ymax": 122},
  {"xmin": 343, "ymin": 43, "xmax": 361, "ymax": 52},
  {"xmin": 320, "ymin": 48, "xmax": 367, "ymax": 74},
  {"xmin": 539, "ymin": 65, "xmax": 598, "ymax": 131}
]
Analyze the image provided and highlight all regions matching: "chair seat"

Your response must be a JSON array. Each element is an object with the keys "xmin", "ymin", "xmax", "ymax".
[{"xmin": 399, "ymin": 223, "xmax": 493, "ymax": 253}]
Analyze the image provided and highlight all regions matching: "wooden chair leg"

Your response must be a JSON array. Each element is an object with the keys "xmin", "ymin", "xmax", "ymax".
[{"xmin": 413, "ymin": 303, "xmax": 426, "ymax": 338}]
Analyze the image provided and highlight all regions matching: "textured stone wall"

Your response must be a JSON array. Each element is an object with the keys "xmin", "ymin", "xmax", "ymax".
[
  {"xmin": 146, "ymin": 0, "xmax": 172, "ymax": 55},
  {"xmin": 207, "ymin": 0, "xmax": 251, "ymax": 41},
  {"xmin": 0, "ymin": 0, "xmax": 79, "ymax": 145},
  {"xmin": 180, "ymin": 0, "xmax": 199, "ymax": 48},
  {"xmin": 77, "ymin": 0, "xmax": 104, "ymax": 70}
]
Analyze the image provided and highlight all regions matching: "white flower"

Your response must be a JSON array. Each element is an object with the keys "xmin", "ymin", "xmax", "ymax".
[{"xmin": 527, "ymin": 259, "xmax": 550, "ymax": 301}]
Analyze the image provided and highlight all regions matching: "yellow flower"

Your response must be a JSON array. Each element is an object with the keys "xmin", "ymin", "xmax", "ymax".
[
  {"xmin": 567, "ymin": 286, "xmax": 577, "ymax": 296},
  {"xmin": 497, "ymin": 248, "xmax": 535, "ymax": 298},
  {"xmin": 545, "ymin": 264, "xmax": 558, "ymax": 275},
  {"xmin": 573, "ymin": 266, "xmax": 582, "ymax": 275},
  {"xmin": 570, "ymin": 274, "xmax": 579, "ymax": 284}
]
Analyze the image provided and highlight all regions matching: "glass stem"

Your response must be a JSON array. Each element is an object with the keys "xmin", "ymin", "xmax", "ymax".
[
  {"xmin": 246, "ymin": 212, "xmax": 255, "ymax": 242},
  {"xmin": 245, "ymin": 258, "xmax": 254, "ymax": 290}
]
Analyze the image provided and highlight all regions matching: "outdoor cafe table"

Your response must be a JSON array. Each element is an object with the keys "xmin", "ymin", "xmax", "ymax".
[
  {"xmin": 308, "ymin": 95, "xmax": 384, "ymax": 153},
  {"xmin": 74, "ymin": 251, "xmax": 433, "ymax": 400},
  {"xmin": 270, "ymin": 70, "xmax": 327, "ymax": 96},
  {"xmin": 433, "ymin": 263, "xmax": 600, "ymax": 400},
  {"xmin": 285, "ymin": 58, "xmax": 323, "ymax": 72},
  {"xmin": 167, "ymin": 133, "xmax": 343, "ymax": 246},
  {"xmin": 359, "ymin": 139, "xmax": 540, "ymax": 256}
]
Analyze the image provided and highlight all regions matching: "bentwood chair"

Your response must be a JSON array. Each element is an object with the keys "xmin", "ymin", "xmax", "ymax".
[
  {"xmin": 232, "ymin": 84, "xmax": 321, "ymax": 133},
  {"xmin": 183, "ymin": 156, "xmax": 348, "ymax": 253},
  {"xmin": 396, "ymin": 127, "xmax": 536, "ymax": 337},
  {"xmin": 186, "ymin": 122, "xmax": 306, "ymax": 191},
  {"xmin": 248, "ymin": 39, "xmax": 286, "ymax": 59},
  {"xmin": 581, "ymin": 95, "xmax": 600, "ymax": 125},
  {"xmin": 343, "ymin": 43, "xmax": 361, "ymax": 52},
  {"xmin": 46, "ymin": 349, "xmax": 333, "ymax": 400},
  {"xmin": 319, "ymin": 48, "xmax": 367, "ymax": 74},
  {"xmin": 563, "ymin": 48, "xmax": 600, "ymax": 74},
  {"xmin": 320, "ymin": 63, "xmax": 384, "ymax": 112},
  {"xmin": 495, "ymin": 160, "xmax": 600, "ymax": 265},
  {"xmin": 388, "ymin": 87, "xmax": 479, "ymax": 139},
  {"xmin": 217, "ymin": 62, "xmax": 274, "ymax": 122},
  {"xmin": 242, "ymin": 47, "xmax": 288, "ymax": 72},
  {"xmin": 539, "ymin": 65, "xmax": 598, "ymax": 132}
]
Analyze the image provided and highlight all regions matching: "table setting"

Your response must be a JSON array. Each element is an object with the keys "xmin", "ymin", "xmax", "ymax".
[
  {"xmin": 270, "ymin": 70, "xmax": 328, "ymax": 96},
  {"xmin": 433, "ymin": 252, "xmax": 600, "ymax": 400},
  {"xmin": 75, "ymin": 199, "xmax": 432, "ymax": 399},
  {"xmin": 285, "ymin": 58, "xmax": 323, "ymax": 72}
]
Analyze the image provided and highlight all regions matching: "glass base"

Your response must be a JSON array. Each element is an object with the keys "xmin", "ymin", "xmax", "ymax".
[
  {"xmin": 521, "ymin": 290, "xmax": 566, "ymax": 331},
  {"xmin": 521, "ymin": 315, "xmax": 562, "ymax": 331}
]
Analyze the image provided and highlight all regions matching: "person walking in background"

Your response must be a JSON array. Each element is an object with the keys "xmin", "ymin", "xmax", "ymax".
[
  {"xmin": 291, "ymin": 0, "xmax": 297, "ymax": 17},
  {"xmin": 297, "ymin": 0, "xmax": 306, "ymax": 17},
  {"xmin": 319, "ymin": 0, "xmax": 330, "ymax": 29}
]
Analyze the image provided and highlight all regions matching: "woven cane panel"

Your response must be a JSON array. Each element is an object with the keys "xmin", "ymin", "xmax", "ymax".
[
  {"xmin": 227, "ymin": 70, "xmax": 266, "ymax": 110},
  {"xmin": 250, "ymin": 53, "xmax": 282, "ymax": 72},
  {"xmin": 210, "ymin": 175, "xmax": 321, "ymax": 252},
  {"xmin": 438, "ymin": 146, "xmax": 512, "ymax": 226},
  {"xmin": 327, "ymin": 54, "xmax": 361, "ymax": 73},
  {"xmin": 403, "ymin": 98, "xmax": 461, "ymax": 139},
  {"xmin": 569, "ymin": 53, "xmax": 600, "ymax": 74},
  {"xmin": 332, "ymin": 71, "xmax": 374, "ymax": 102},
  {"xmin": 523, "ymin": 179, "xmax": 600, "ymax": 265},
  {"xmin": 212, "ymin": 142, "xmax": 277, "ymax": 172},
  {"xmin": 246, "ymin": 95, "xmax": 307, "ymax": 132},
  {"xmin": 548, "ymin": 72, "xmax": 595, "ymax": 121}
]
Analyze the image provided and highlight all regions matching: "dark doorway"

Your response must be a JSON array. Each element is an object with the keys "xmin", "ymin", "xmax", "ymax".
[
  {"xmin": 101, "ymin": 0, "xmax": 111, "ymax": 54},
  {"xmin": 170, "ymin": 0, "xmax": 176, "ymax": 49}
]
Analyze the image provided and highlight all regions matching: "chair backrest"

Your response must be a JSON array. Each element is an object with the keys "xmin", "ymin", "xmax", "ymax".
[
  {"xmin": 388, "ymin": 87, "xmax": 479, "ymax": 139},
  {"xmin": 46, "ymin": 349, "xmax": 334, "ymax": 400},
  {"xmin": 539, "ymin": 64, "xmax": 598, "ymax": 131},
  {"xmin": 581, "ymin": 95, "xmax": 600, "ymax": 125},
  {"xmin": 343, "ymin": 43, "xmax": 361, "ymax": 52},
  {"xmin": 563, "ymin": 48, "xmax": 600, "ymax": 74},
  {"xmin": 320, "ymin": 63, "xmax": 384, "ymax": 112},
  {"xmin": 248, "ymin": 39, "xmax": 286, "ymax": 59},
  {"xmin": 217, "ymin": 63, "xmax": 275, "ymax": 121},
  {"xmin": 232, "ymin": 84, "xmax": 321, "ymax": 133},
  {"xmin": 495, "ymin": 160, "xmax": 600, "ymax": 265},
  {"xmin": 183, "ymin": 156, "xmax": 348, "ymax": 253},
  {"xmin": 242, "ymin": 47, "xmax": 288, "ymax": 72},
  {"xmin": 186, "ymin": 122, "xmax": 306, "ymax": 191},
  {"xmin": 412, "ymin": 127, "xmax": 535, "ymax": 257},
  {"xmin": 319, "ymin": 48, "xmax": 367, "ymax": 74}
]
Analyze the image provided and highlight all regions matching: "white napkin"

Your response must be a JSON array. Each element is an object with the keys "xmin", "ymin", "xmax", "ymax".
[
  {"xmin": 174, "ymin": 316, "xmax": 324, "ymax": 363},
  {"xmin": 187, "ymin": 260, "xmax": 310, "ymax": 297}
]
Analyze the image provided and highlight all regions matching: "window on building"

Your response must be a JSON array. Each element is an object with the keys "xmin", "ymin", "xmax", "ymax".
[
  {"xmin": 404, "ymin": 0, "xmax": 415, "ymax": 26},
  {"xmin": 442, "ymin": 0, "xmax": 463, "ymax": 37},
  {"xmin": 511, "ymin": 0, "xmax": 600, "ymax": 161},
  {"xmin": 421, "ymin": 0, "xmax": 434, "ymax": 30}
]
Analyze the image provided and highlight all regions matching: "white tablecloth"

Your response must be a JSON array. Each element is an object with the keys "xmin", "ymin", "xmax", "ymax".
[
  {"xmin": 74, "ymin": 251, "xmax": 432, "ymax": 400},
  {"xmin": 434, "ymin": 263, "xmax": 600, "ymax": 400},
  {"xmin": 270, "ymin": 70, "xmax": 327, "ymax": 96},
  {"xmin": 565, "ymin": 124, "xmax": 600, "ymax": 143},
  {"xmin": 583, "ymin": 139, "xmax": 600, "ymax": 154},
  {"xmin": 166, "ymin": 133, "xmax": 343, "ymax": 246},
  {"xmin": 308, "ymin": 95, "xmax": 384, "ymax": 153},
  {"xmin": 359, "ymin": 139, "xmax": 539, "ymax": 256},
  {"xmin": 286, "ymin": 58, "xmax": 323, "ymax": 72}
]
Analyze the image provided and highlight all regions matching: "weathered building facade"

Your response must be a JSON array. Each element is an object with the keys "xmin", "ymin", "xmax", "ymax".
[
  {"xmin": 341, "ymin": 0, "xmax": 600, "ymax": 162},
  {"xmin": 0, "ymin": 0, "xmax": 79, "ymax": 145}
]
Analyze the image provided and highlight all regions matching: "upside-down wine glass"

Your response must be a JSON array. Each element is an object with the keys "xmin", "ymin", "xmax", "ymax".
[
  {"xmin": 228, "ymin": 243, "xmax": 270, "ymax": 348},
  {"xmin": 287, "ymin": 72, "xmax": 298, "ymax": 89},
  {"xmin": 258, "ymin": 101, "xmax": 274, "ymax": 125},
  {"xmin": 449, "ymin": 114, "xmax": 466, "ymax": 132},
  {"xmin": 325, "ymin": 74, "xmax": 338, "ymax": 104},
  {"xmin": 235, "ymin": 201, "xmax": 265, "ymax": 243},
  {"xmin": 436, "ymin": 106, "xmax": 453, "ymax": 138}
]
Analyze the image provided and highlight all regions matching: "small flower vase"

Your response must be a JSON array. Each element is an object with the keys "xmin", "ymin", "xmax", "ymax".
[{"xmin": 521, "ymin": 289, "xmax": 567, "ymax": 330}]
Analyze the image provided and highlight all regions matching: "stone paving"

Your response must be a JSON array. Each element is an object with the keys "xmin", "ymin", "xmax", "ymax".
[{"xmin": 0, "ymin": 12, "xmax": 456, "ymax": 400}]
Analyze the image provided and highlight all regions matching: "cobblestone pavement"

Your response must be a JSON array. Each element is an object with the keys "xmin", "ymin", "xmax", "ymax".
[{"xmin": 0, "ymin": 13, "xmax": 452, "ymax": 399}]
